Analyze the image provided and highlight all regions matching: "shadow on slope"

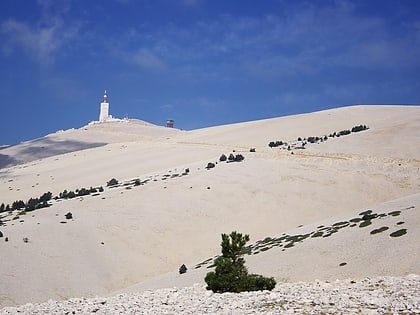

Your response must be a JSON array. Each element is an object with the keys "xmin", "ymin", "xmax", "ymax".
[
  {"xmin": 0, "ymin": 154, "xmax": 18, "ymax": 169},
  {"xmin": 0, "ymin": 138, "xmax": 107, "ymax": 168}
]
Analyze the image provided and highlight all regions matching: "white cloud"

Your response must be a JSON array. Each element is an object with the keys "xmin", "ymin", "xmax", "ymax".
[
  {"xmin": 96, "ymin": 0, "xmax": 420, "ymax": 82},
  {"xmin": 160, "ymin": 104, "xmax": 174, "ymax": 110},
  {"xmin": 130, "ymin": 49, "xmax": 166, "ymax": 71},
  {"xmin": 1, "ymin": 0, "xmax": 78, "ymax": 65},
  {"xmin": 1, "ymin": 19, "xmax": 57, "ymax": 64}
]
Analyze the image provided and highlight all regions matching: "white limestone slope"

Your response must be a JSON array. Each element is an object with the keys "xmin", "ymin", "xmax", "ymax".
[
  {"xmin": 0, "ymin": 119, "xmax": 181, "ymax": 169},
  {"xmin": 0, "ymin": 105, "xmax": 419, "ymax": 308}
]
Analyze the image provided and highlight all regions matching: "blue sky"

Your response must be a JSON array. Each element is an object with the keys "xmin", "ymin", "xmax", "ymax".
[{"xmin": 1, "ymin": 0, "xmax": 419, "ymax": 145}]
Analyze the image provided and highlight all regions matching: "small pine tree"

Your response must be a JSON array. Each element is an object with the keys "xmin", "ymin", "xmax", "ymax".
[
  {"xmin": 39, "ymin": 192, "xmax": 52, "ymax": 203},
  {"xmin": 107, "ymin": 178, "xmax": 119, "ymax": 186},
  {"xmin": 67, "ymin": 191, "xmax": 76, "ymax": 199},
  {"xmin": 205, "ymin": 231, "xmax": 276, "ymax": 293},
  {"xmin": 206, "ymin": 162, "xmax": 216, "ymax": 169},
  {"xmin": 179, "ymin": 264, "xmax": 188, "ymax": 274},
  {"xmin": 234, "ymin": 154, "xmax": 244, "ymax": 162},
  {"xmin": 25, "ymin": 198, "xmax": 39, "ymax": 211}
]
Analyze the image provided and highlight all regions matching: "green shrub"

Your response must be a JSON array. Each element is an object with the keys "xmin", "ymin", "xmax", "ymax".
[
  {"xmin": 351, "ymin": 125, "xmax": 368, "ymax": 133},
  {"xmin": 241, "ymin": 274, "xmax": 276, "ymax": 291},
  {"xmin": 107, "ymin": 178, "xmax": 119, "ymax": 187},
  {"xmin": 206, "ymin": 162, "xmax": 216, "ymax": 169},
  {"xmin": 390, "ymin": 229, "xmax": 407, "ymax": 237},
  {"xmin": 205, "ymin": 231, "xmax": 276, "ymax": 293},
  {"xmin": 179, "ymin": 264, "xmax": 188, "ymax": 274}
]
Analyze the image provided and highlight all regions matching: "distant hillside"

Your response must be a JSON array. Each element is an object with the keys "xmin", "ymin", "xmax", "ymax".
[{"xmin": 0, "ymin": 119, "xmax": 181, "ymax": 168}]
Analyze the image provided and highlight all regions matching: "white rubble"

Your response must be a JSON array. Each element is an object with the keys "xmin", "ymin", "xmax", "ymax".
[{"xmin": 1, "ymin": 275, "xmax": 419, "ymax": 314}]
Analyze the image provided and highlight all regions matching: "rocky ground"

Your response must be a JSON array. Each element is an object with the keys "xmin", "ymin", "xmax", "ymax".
[{"xmin": 1, "ymin": 275, "xmax": 419, "ymax": 314}]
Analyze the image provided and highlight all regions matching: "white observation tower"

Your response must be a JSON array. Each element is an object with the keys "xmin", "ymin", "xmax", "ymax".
[{"xmin": 99, "ymin": 90, "xmax": 110, "ymax": 122}]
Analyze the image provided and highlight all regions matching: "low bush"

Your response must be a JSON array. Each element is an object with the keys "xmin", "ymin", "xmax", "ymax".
[
  {"xmin": 206, "ymin": 162, "xmax": 216, "ymax": 169},
  {"xmin": 390, "ymin": 229, "xmax": 407, "ymax": 237},
  {"xmin": 234, "ymin": 154, "xmax": 245, "ymax": 162},
  {"xmin": 107, "ymin": 178, "xmax": 119, "ymax": 186},
  {"xmin": 339, "ymin": 129, "xmax": 351, "ymax": 136},
  {"xmin": 307, "ymin": 136, "xmax": 319, "ymax": 144},
  {"xmin": 351, "ymin": 125, "xmax": 368, "ymax": 132},
  {"xmin": 268, "ymin": 141, "xmax": 283, "ymax": 148}
]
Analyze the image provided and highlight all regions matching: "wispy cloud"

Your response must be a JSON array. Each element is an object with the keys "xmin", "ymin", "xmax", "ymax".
[
  {"xmin": 160, "ymin": 104, "xmax": 174, "ymax": 110},
  {"xmin": 0, "ymin": 0, "xmax": 79, "ymax": 65},
  {"xmin": 109, "ymin": 1, "xmax": 419, "ymax": 81},
  {"xmin": 130, "ymin": 49, "xmax": 166, "ymax": 71}
]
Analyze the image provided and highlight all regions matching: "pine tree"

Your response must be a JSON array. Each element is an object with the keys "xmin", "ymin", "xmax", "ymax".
[{"xmin": 205, "ymin": 231, "xmax": 276, "ymax": 293}]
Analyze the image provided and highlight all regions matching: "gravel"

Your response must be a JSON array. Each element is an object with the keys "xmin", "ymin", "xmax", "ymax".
[{"xmin": 1, "ymin": 275, "xmax": 419, "ymax": 314}]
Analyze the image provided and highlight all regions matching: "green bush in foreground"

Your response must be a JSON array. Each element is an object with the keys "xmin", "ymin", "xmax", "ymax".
[{"xmin": 205, "ymin": 231, "xmax": 276, "ymax": 293}]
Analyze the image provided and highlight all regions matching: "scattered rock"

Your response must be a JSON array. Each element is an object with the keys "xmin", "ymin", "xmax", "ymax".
[{"xmin": 2, "ymin": 276, "xmax": 418, "ymax": 314}]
